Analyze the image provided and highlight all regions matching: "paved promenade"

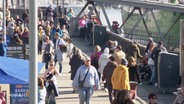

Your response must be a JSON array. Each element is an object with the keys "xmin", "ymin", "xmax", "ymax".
[{"xmin": 39, "ymin": 38, "xmax": 176, "ymax": 104}]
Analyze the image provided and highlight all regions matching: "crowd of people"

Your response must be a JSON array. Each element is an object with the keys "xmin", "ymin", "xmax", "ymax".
[
  {"xmin": 0, "ymin": 5, "xmax": 75, "ymax": 104},
  {"xmin": 67, "ymin": 36, "xmax": 167, "ymax": 104},
  {"xmin": 0, "ymin": 4, "xmax": 175, "ymax": 104},
  {"xmin": 78, "ymin": 14, "xmax": 99, "ymax": 45}
]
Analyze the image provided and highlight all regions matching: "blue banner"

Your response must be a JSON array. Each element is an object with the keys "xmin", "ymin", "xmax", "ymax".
[{"xmin": 10, "ymin": 84, "xmax": 29, "ymax": 104}]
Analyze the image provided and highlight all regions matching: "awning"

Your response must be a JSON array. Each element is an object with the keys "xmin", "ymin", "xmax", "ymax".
[{"xmin": 0, "ymin": 56, "xmax": 45, "ymax": 84}]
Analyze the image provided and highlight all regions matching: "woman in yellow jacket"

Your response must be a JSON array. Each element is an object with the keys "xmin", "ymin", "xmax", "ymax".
[{"xmin": 111, "ymin": 58, "xmax": 130, "ymax": 91}]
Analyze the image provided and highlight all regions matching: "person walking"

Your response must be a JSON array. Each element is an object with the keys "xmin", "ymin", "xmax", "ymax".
[
  {"xmin": 113, "ymin": 45, "xmax": 126, "ymax": 65},
  {"xmin": 111, "ymin": 58, "xmax": 130, "ymax": 101},
  {"xmin": 44, "ymin": 60, "xmax": 59, "ymax": 104},
  {"xmin": 147, "ymin": 42, "xmax": 156, "ymax": 85},
  {"xmin": 54, "ymin": 32, "xmax": 66, "ymax": 74},
  {"xmin": 65, "ymin": 38, "xmax": 73, "ymax": 59},
  {"xmin": 102, "ymin": 56, "xmax": 118, "ymax": 104},
  {"xmin": 151, "ymin": 41, "xmax": 167, "ymax": 86},
  {"xmin": 72, "ymin": 57, "xmax": 100, "ymax": 104},
  {"xmin": 90, "ymin": 45, "xmax": 102, "ymax": 63},
  {"xmin": 43, "ymin": 21, "xmax": 51, "ymax": 37},
  {"xmin": 38, "ymin": 26, "xmax": 46, "ymax": 54},
  {"xmin": 43, "ymin": 36, "xmax": 54, "ymax": 69},
  {"xmin": 90, "ymin": 45, "xmax": 102, "ymax": 78},
  {"xmin": 38, "ymin": 77, "xmax": 46, "ymax": 104},
  {"xmin": 127, "ymin": 56, "xmax": 141, "ymax": 99},
  {"xmin": 98, "ymin": 47, "xmax": 111, "ymax": 92},
  {"xmin": 127, "ymin": 56, "xmax": 142, "ymax": 84},
  {"xmin": 69, "ymin": 48, "xmax": 84, "ymax": 93}
]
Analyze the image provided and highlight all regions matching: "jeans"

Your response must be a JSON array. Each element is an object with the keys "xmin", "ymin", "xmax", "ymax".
[
  {"xmin": 45, "ymin": 89, "xmax": 56, "ymax": 104},
  {"xmin": 149, "ymin": 65, "xmax": 156, "ymax": 84},
  {"xmin": 78, "ymin": 86, "xmax": 94, "ymax": 104}
]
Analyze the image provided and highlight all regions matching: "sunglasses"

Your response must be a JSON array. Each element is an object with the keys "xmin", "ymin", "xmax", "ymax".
[{"xmin": 50, "ymin": 64, "xmax": 54, "ymax": 66}]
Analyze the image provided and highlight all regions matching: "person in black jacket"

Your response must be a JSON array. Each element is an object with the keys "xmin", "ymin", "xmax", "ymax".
[
  {"xmin": 102, "ymin": 56, "xmax": 118, "ymax": 104},
  {"xmin": 69, "ymin": 48, "xmax": 84, "ymax": 93},
  {"xmin": 86, "ymin": 17, "xmax": 94, "ymax": 45},
  {"xmin": 127, "ymin": 56, "xmax": 141, "ymax": 84},
  {"xmin": 69, "ymin": 48, "xmax": 84, "ymax": 80},
  {"xmin": 150, "ymin": 41, "xmax": 167, "ymax": 86}
]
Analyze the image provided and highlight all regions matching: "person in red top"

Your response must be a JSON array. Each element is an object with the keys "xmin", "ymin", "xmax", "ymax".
[{"xmin": 0, "ymin": 86, "xmax": 6, "ymax": 104}]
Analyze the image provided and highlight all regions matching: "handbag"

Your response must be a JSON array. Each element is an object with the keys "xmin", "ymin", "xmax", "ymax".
[
  {"xmin": 60, "ymin": 45, "xmax": 67, "ymax": 53},
  {"xmin": 57, "ymin": 38, "xmax": 67, "ymax": 53},
  {"xmin": 78, "ymin": 68, "xmax": 89, "ymax": 88}
]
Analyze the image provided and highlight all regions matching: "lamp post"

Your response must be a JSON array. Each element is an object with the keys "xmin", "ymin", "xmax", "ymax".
[
  {"xmin": 3, "ymin": 0, "xmax": 6, "ymax": 42},
  {"xmin": 62, "ymin": 0, "xmax": 64, "ymax": 16},
  {"xmin": 29, "ymin": 0, "xmax": 38, "ymax": 103},
  {"xmin": 56, "ymin": 0, "xmax": 59, "ymax": 23}
]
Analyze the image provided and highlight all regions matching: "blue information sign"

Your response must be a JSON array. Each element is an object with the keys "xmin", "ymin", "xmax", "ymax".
[{"xmin": 10, "ymin": 84, "xmax": 29, "ymax": 104}]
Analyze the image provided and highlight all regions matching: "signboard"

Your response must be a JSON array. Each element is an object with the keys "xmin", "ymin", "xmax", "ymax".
[
  {"xmin": 7, "ymin": 45, "xmax": 25, "ymax": 59},
  {"xmin": 10, "ymin": 84, "xmax": 29, "ymax": 104}
]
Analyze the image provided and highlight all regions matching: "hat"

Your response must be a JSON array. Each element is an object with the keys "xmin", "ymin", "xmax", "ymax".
[
  {"xmin": 148, "ymin": 37, "xmax": 153, "ymax": 41},
  {"xmin": 103, "ymin": 47, "xmax": 109, "ymax": 54}
]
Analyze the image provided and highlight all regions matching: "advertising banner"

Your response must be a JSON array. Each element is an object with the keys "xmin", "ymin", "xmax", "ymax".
[{"xmin": 10, "ymin": 84, "xmax": 29, "ymax": 104}]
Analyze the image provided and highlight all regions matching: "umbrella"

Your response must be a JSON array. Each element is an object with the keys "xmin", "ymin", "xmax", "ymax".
[{"xmin": 0, "ymin": 56, "xmax": 45, "ymax": 84}]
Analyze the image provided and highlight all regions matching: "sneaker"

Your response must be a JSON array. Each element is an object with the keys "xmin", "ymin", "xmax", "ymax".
[
  {"xmin": 73, "ymin": 90, "xmax": 76, "ymax": 93},
  {"xmin": 138, "ymin": 82, "xmax": 142, "ymax": 86},
  {"xmin": 104, "ymin": 88, "xmax": 108, "ymax": 92},
  {"xmin": 154, "ymin": 83, "xmax": 158, "ymax": 86}
]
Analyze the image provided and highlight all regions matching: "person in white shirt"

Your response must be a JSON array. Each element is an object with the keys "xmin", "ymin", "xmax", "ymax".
[
  {"xmin": 54, "ymin": 32, "xmax": 66, "ymax": 74},
  {"xmin": 38, "ymin": 77, "xmax": 46, "ymax": 104},
  {"xmin": 98, "ymin": 47, "xmax": 111, "ymax": 92}
]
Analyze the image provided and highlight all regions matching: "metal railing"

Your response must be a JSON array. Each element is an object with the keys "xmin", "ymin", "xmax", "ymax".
[{"xmin": 124, "ymin": 28, "xmax": 180, "ymax": 51}]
